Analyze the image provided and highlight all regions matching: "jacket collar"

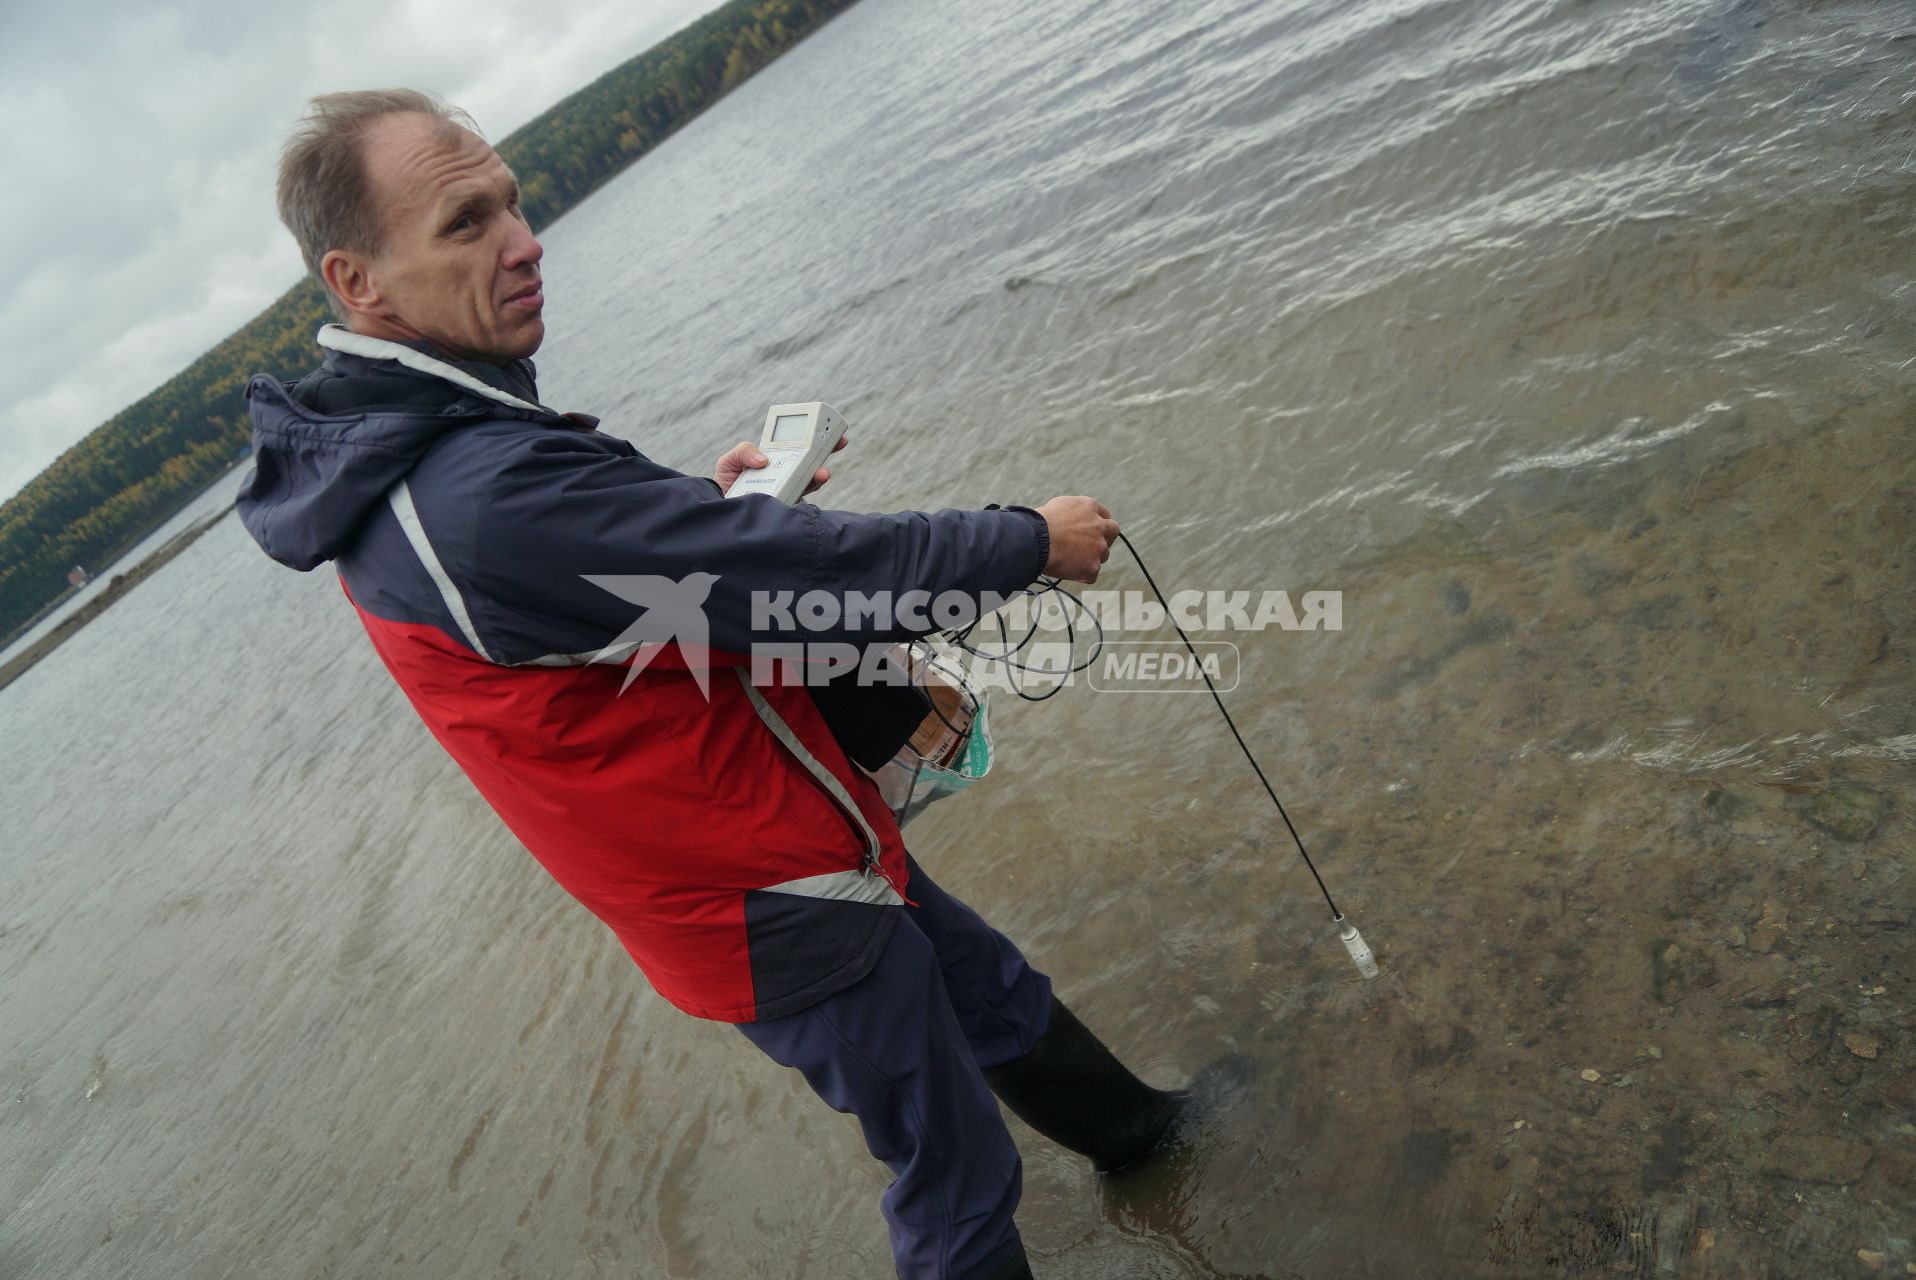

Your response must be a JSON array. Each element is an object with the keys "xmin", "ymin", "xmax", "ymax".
[{"xmin": 315, "ymin": 324, "xmax": 550, "ymax": 414}]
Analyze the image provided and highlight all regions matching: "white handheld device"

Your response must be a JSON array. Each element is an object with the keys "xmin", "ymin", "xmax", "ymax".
[{"xmin": 725, "ymin": 402, "xmax": 848, "ymax": 505}]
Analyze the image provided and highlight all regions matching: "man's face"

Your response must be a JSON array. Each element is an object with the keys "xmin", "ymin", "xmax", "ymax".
[{"xmin": 343, "ymin": 113, "xmax": 545, "ymax": 362}]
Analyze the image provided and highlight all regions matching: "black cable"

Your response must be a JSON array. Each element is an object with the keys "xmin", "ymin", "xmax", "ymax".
[
  {"xmin": 907, "ymin": 645, "xmax": 976, "ymax": 745},
  {"xmin": 912, "ymin": 531, "xmax": 1343, "ymax": 922},
  {"xmin": 1115, "ymin": 531, "xmax": 1342, "ymax": 921},
  {"xmin": 943, "ymin": 576, "xmax": 1102, "ymax": 696},
  {"xmin": 905, "ymin": 575, "xmax": 1105, "ymax": 760}
]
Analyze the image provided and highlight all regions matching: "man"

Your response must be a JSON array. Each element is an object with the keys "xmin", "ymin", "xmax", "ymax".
[{"xmin": 239, "ymin": 89, "xmax": 1203, "ymax": 1279}]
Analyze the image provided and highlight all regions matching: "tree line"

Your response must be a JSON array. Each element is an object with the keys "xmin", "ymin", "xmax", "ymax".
[{"xmin": 0, "ymin": 0, "xmax": 860, "ymax": 645}]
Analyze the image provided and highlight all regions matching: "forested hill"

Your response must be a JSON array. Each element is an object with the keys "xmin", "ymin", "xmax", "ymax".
[{"xmin": 0, "ymin": 0, "xmax": 859, "ymax": 645}]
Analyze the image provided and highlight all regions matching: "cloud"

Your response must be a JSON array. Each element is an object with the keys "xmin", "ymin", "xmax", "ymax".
[{"xmin": 0, "ymin": 0, "xmax": 720, "ymax": 503}]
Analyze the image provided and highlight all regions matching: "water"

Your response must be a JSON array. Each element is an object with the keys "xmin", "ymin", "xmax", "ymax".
[
  {"xmin": 0, "ymin": 469, "xmax": 241, "ymax": 663},
  {"xmin": 3, "ymin": 0, "xmax": 1911, "ymax": 1275}
]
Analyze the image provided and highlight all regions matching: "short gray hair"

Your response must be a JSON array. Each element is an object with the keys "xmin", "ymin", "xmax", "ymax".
[{"xmin": 276, "ymin": 89, "xmax": 481, "ymax": 320}]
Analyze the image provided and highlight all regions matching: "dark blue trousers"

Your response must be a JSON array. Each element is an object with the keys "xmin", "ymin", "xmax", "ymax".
[{"xmin": 738, "ymin": 854, "xmax": 1055, "ymax": 1279}]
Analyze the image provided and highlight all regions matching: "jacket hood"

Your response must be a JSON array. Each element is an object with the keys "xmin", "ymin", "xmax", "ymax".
[{"xmin": 236, "ymin": 326, "xmax": 563, "ymax": 571}]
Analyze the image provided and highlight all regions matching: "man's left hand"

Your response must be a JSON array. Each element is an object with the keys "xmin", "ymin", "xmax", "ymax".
[{"xmin": 714, "ymin": 434, "xmax": 848, "ymax": 497}]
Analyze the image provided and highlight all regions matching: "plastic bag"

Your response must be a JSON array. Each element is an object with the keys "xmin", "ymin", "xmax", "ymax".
[{"xmin": 863, "ymin": 643, "xmax": 995, "ymax": 826}]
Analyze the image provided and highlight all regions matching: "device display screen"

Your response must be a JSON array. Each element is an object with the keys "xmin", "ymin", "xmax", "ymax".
[{"xmin": 769, "ymin": 413, "xmax": 810, "ymax": 444}]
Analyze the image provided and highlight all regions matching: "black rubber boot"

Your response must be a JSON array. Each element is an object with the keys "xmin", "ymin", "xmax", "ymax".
[
  {"xmin": 980, "ymin": 1240, "xmax": 1035, "ymax": 1280},
  {"xmin": 981, "ymin": 996, "xmax": 1187, "ymax": 1173}
]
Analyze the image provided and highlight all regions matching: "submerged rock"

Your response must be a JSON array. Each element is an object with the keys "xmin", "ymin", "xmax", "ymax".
[
  {"xmin": 1864, "ymin": 905, "xmax": 1912, "ymax": 930},
  {"xmin": 1795, "ymin": 785, "xmax": 1890, "ymax": 842},
  {"xmin": 1652, "ymin": 941, "xmax": 1684, "ymax": 1005},
  {"xmin": 1736, "ymin": 975, "xmax": 1791, "ymax": 1009},
  {"xmin": 1651, "ymin": 940, "xmax": 1719, "ymax": 1005},
  {"xmin": 1760, "ymin": 1134, "xmax": 1873, "ymax": 1184},
  {"xmin": 1703, "ymin": 788, "xmax": 1754, "ymax": 821},
  {"xmin": 1845, "ymin": 1031, "xmax": 1881, "ymax": 1060},
  {"xmin": 1789, "ymin": 1004, "xmax": 1839, "ymax": 1063},
  {"xmin": 1749, "ymin": 899, "xmax": 1789, "ymax": 953}
]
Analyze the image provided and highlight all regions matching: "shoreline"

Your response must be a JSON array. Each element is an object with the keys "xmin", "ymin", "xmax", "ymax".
[
  {"xmin": 0, "ymin": 454, "xmax": 254, "ymax": 651},
  {"xmin": 0, "ymin": 504, "xmax": 235, "ymax": 696}
]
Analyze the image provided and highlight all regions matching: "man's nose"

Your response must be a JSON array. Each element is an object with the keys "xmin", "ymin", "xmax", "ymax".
[{"xmin": 503, "ymin": 221, "xmax": 543, "ymax": 272}]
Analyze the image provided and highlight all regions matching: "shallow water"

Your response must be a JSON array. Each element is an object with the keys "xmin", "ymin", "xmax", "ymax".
[
  {"xmin": 0, "ymin": 469, "xmax": 240, "ymax": 659},
  {"xmin": 2, "ymin": 0, "xmax": 1912, "ymax": 1276}
]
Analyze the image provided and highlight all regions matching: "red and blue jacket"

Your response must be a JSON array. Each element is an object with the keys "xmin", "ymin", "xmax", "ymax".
[{"xmin": 237, "ymin": 326, "xmax": 1048, "ymax": 1022}]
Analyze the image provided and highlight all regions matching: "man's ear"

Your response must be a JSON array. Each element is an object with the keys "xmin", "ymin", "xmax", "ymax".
[{"xmin": 320, "ymin": 248, "xmax": 384, "ymax": 321}]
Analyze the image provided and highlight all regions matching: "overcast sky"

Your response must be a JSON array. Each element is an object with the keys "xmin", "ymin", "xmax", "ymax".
[{"xmin": 0, "ymin": 0, "xmax": 723, "ymax": 505}]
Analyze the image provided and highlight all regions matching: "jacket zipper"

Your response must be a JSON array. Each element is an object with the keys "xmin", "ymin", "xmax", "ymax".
[{"xmin": 733, "ymin": 670, "xmax": 914, "ymax": 904}]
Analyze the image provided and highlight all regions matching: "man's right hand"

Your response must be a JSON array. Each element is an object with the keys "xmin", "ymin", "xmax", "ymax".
[{"xmin": 1035, "ymin": 496, "xmax": 1120, "ymax": 583}]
